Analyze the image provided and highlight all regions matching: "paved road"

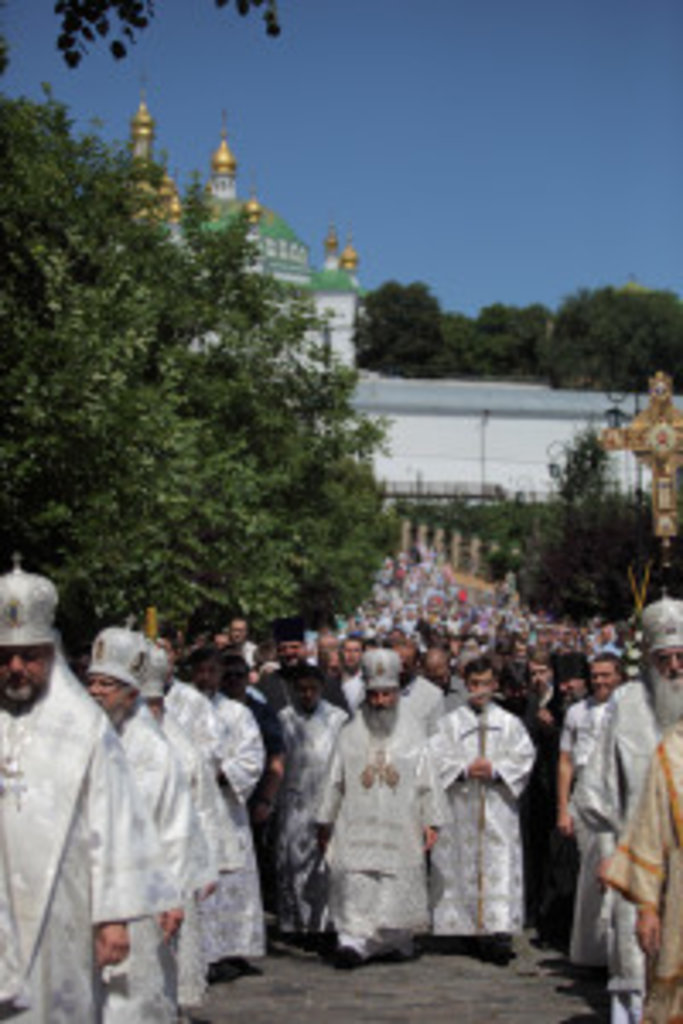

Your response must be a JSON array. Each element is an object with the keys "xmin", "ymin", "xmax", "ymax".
[{"xmin": 199, "ymin": 931, "xmax": 610, "ymax": 1023}]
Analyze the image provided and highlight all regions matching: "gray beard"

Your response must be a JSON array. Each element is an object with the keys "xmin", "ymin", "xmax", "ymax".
[
  {"xmin": 646, "ymin": 664, "xmax": 683, "ymax": 731},
  {"xmin": 362, "ymin": 703, "xmax": 399, "ymax": 737}
]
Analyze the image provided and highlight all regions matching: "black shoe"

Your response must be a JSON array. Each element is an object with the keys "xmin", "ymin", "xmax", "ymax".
[
  {"xmin": 479, "ymin": 935, "xmax": 513, "ymax": 966},
  {"xmin": 225, "ymin": 957, "xmax": 263, "ymax": 977},
  {"xmin": 207, "ymin": 961, "xmax": 241, "ymax": 984},
  {"xmin": 333, "ymin": 947, "xmax": 365, "ymax": 970}
]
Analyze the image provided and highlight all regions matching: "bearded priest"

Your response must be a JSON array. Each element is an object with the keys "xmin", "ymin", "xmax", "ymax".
[
  {"xmin": 577, "ymin": 596, "xmax": 683, "ymax": 1024},
  {"xmin": 316, "ymin": 647, "xmax": 446, "ymax": 969},
  {"xmin": 0, "ymin": 560, "xmax": 167, "ymax": 1022}
]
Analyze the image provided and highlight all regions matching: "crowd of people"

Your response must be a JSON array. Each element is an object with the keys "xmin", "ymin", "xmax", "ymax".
[{"xmin": 2, "ymin": 544, "xmax": 683, "ymax": 1024}]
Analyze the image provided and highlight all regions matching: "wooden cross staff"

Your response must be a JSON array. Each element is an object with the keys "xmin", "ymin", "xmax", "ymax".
[{"xmin": 601, "ymin": 371, "xmax": 683, "ymax": 564}]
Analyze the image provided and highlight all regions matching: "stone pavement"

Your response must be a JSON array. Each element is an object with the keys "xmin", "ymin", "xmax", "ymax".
[{"xmin": 199, "ymin": 931, "xmax": 610, "ymax": 1023}]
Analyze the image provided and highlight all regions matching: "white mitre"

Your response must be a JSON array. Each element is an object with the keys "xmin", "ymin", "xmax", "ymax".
[
  {"xmin": 362, "ymin": 648, "xmax": 401, "ymax": 691},
  {"xmin": 139, "ymin": 642, "xmax": 169, "ymax": 699},
  {"xmin": 88, "ymin": 627, "xmax": 148, "ymax": 689},
  {"xmin": 0, "ymin": 556, "xmax": 58, "ymax": 647},
  {"xmin": 642, "ymin": 596, "xmax": 683, "ymax": 652}
]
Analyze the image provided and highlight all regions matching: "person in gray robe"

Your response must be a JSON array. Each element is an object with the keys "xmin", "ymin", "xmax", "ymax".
[
  {"xmin": 276, "ymin": 664, "xmax": 347, "ymax": 942},
  {"xmin": 317, "ymin": 647, "xmax": 446, "ymax": 969}
]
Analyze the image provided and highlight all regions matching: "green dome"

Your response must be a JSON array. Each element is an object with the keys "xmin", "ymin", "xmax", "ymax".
[
  {"xmin": 206, "ymin": 198, "xmax": 311, "ymax": 282},
  {"xmin": 310, "ymin": 267, "xmax": 361, "ymax": 294}
]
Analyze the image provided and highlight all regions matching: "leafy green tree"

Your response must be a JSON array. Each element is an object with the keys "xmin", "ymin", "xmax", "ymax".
[
  {"xmin": 523, "ymin": 430, "xmax": 656, "ymax": 620},
  {"xmin": 546, "ymin": 286, "xmax": 683, "ymax": 391},
  {"xmin": 355, "ymin": 280, "xmax": 446, "ymax": 377},
  {"xmin": 440, "ymin": 311, "xmax": 477, "ymax": 375},
  {"xmin": 0, "ymin": 91, "xmax": 392, "ymax": 645}
]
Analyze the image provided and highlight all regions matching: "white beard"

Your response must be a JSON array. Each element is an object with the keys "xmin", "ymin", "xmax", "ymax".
[
  {"xmin": 645, "ymin": 664, "xmax": 683, "ymax": 731},
  {"xmin": 362, "ymin": 702, "xmax": 399, "ymax": 737}
]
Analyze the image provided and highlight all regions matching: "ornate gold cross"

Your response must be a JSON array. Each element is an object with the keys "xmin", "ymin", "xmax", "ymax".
[{"xmin": 602, "ymin": 372, "xmax": 683, "ymax": 548}]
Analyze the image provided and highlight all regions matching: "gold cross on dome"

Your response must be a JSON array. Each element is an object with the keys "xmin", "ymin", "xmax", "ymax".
[{"xmin": 602, "ymin": 372, "xmax": 683, "ymax": 542}]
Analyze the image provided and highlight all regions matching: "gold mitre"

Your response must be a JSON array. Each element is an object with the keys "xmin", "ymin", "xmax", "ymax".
[
  {"xmin": 0, "ymin": 556, "xmax": 58, "ymax": 647},
  {"xmin": 362, "ymin": 648, "xmax": 401, "ymax": 690},
  {"xmin": 642, "ymin": 597, "xmax": 683, "ymax": 652}
]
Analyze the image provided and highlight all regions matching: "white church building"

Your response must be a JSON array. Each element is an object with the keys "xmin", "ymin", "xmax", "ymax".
[
  {"xmin": 129, "ymin": 97, "xmax": 660, "ymax": 503},
  {"xmin": 353, "ymin": 376, "xmax": 647, "ymax": 501},
  {"xmin": 130, "ymin": 97, "xmax": 360, "ymax": 367}
]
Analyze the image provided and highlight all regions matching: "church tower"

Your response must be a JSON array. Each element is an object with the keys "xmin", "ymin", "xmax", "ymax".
[
  {"xmin": 130, "ymin": 94, "xmax": 155, "ymax": 162},
  {"xmin": 208, "ymin": 116, "xmax": 237, "ymax": 202}
]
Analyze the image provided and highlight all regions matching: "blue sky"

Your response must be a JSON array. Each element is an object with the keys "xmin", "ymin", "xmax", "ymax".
[{"xmin": 3, "ymin": 0, "xmax": 682, "ymax": 316}]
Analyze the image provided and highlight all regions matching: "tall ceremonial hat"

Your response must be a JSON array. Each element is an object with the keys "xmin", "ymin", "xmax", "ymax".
[
  {"xmin": 642, "ymin": 597, "xmax": 683, "ymax": 652},
  {"xmin": 0, "ymin": 555, "xmax": 58, "ymax": 647},
  {"xmin": 272, "ymin": 615, "xmax": 305, "ymax": 645},
  {"xmin": 139, "ymin": 641, "xmax": 169, "ymax": 699},
  {"xmin": 87, "ymin": 627, "xmax": 148, "ymax": 689},
  {"xmin": 362, "ymin": 647, "xmax": 401, "ymax": 691},
  {"xmin": 555, "ymin": 650, "xmax": 589, "ymax": 682}
]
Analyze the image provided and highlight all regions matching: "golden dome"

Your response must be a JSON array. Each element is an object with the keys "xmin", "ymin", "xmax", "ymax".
[
  {"xmin": 168, "ymin": 191, "xmax": 182, "ymax": 225},
  {"xmin": 245, "ymin": 192, "xmax": 263, "ymax": 225},
  {"xmin": 131, "ymin": 97, "xmax": 155, "ymax": 141},
  {"xmin": 159, "ymin": 169, "xmax": 175, "ymax": 201},
  {"xmin": 324, "ymin": 223, "xmax": 339, "ymax": 255},
  {"xmin": 155, "ymin": 168, "xmax": 182, "ymax": 224},
  {"xmin": 212, "ymin": 128, "xmax": 237, "ymax": 176},
  {"xmin": 339, "ymin": 235, "xmax": 359, "ymax": 271}
]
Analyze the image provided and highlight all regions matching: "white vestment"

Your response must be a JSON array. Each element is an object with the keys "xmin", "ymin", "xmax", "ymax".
[
  {"xmin": 103, "ymin": 702, "xmax": 197, "ymax": 1024},
  {"xmin": 276, "ymin": 700, "xmax": 348, "ymax": 933},
  {"xmin": 0, "ymin": 839, "xmax": 22, "ymax": 1006},
  {"xmin": 199, "ymin": 694, "xmax": 266, "ymax": 961},
  {"xmin": 576, "ymin": 681, "xmax": 659, "ymax": 1000},
  {"xmin": 317, "ymin": 703, "xmax": 446, "ymax": 943},
  {"xmin": 0, "ymin": 659, "xmax": 170, "ymax": 1023},
  {"xmin": 563, "ymin": 696, "xmax": 610, "ymax": 966},
  {"xmin": 401, "ymin": 675, "xmax": 445, "ymax": 737},
  {"xmin": 164, "ymin": 679, "xmax": 241, "ymax": 872},
  {"xmin": 341, "ymin": 672, "xmax": 365, "ymax": 714},
  {"xmin": 161, "ymin": 714, "xmax": 221, "ymax": 1009},
  {"xmin": 430, "ymin": 702, "xmax": 535, "ymax": 936}
]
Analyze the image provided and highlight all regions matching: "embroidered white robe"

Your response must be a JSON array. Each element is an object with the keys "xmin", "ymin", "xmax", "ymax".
[
  {"xmin": 563, "ymin": 696, "xmax": 611, "ymax": 966},
  {"xmin": 161, "ymin": 713, "xmax": 221, "ymax": 1009},
  {"xmin": 103, "ymin": 702, "xmax": 197, "ymax": 1024},
  {"xmin": 0, "ymin": 659, "xmax": 172, "ymax": 1023},
  {"xmin": 164, "ymin": 679, "xmax": 242, "ymax": 872},
  {"xmin": 276, "ymin": 700, "xmax": 347, "ymax": 933},
  {"xmin": 429, "ymin": 702, "xmax": 535, "ymax": 936},
  {"xmin": 317, "ymin": 703, "xmax": 446, "ymax": 940},
  {"xmin": 0, "ymin": 834, "xmax": 22, "ymax": 1006},
  {"xmin": 576, "ymin": 681, "xmax": 659, "ymax": 998},
  {"xmin": 401, "ymin": 675, "xmax": 445, "ymax": 737},
  {"xmin": 199, "ymin": 694, "xmax": 266, "ymax": 961}
]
